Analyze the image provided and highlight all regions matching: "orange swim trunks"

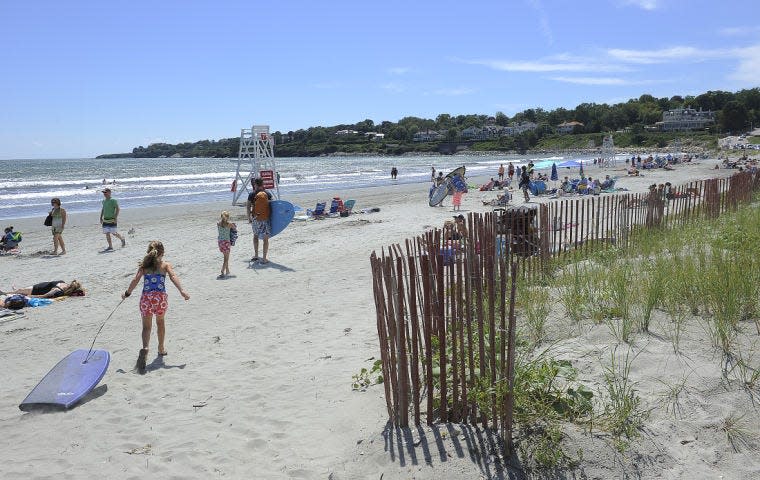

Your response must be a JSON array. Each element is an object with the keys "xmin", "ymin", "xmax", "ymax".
[{"xmin": 139, "ymin": 291, "xmax": 168, "ymax": 316}]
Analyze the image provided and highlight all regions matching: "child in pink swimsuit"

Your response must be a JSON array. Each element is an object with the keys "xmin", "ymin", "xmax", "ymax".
[
  {"xmin": 123, "ymin": 240, "xmax": 190, "ymax": 373},
  {"xmin": 217, "ymin": 211, "xmax": 236, "ymax": 279}
]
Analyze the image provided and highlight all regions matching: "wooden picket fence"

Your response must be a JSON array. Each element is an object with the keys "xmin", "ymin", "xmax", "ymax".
[{"xmin": 369, "ymin": 170, "xmax": 759, "ymax": 454}]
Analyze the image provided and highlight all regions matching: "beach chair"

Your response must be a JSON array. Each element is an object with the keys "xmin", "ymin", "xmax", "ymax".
[
  {"xmin": 308, "ymin": 202, "xmax": 327, "ymax": 219},
  {"xmin": 342, "ymin": 199, "xmax": 356, "ymax": 216},
  {"xmin": 328, "ymin": 197, "xmax": 343, "ymax": 216}
]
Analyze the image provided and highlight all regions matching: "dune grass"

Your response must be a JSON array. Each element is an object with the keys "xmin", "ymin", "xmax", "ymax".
[
  {"xmin": 509, "ymin": 194, "xmax": 760, "ymax": 463},
  {"xmin": 550, "ymin": 197, "xmax": 760, "ymax": 354}
]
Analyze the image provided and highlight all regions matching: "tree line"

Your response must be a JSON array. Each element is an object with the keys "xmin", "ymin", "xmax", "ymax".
[{"xmin": 96, "ymin": 88, "xmax": 760, "ymax": 159}]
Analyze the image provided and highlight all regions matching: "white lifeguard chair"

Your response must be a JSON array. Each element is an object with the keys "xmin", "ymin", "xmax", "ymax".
[
  {"xmin": 601, "ymin": 135, "xmax": 616, "ymax": 168},
  {"xmin": 231, "ymin": 125, "xmax": 280, "ymax": 205}
]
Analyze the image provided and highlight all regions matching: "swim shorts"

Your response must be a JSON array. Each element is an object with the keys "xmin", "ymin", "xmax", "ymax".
[
  {"xmin": 102, "ymin": 222, "xmax": 118, "ymax": 234},
  {"xmin": 251, "ymin": 219, "xmax": 271, "ymax": 238},
  {"xmin": 218, "ymin": 239, "xmax": 231, "ymax": 253},
  {"xmin": 139, "ymin": 291, "xmax": 168, "ymax": 316}
]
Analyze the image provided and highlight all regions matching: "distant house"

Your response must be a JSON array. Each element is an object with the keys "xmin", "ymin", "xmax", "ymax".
[
  {"xmin": 504, "ymin": 122, "xmax": 538, "ymax": 136},
  {"xmin": 335, "ymin": 129, "xmax": 359, "ymax": 136},
  {"xmin": 365, "ymin": 132, "xmax": 385, "ymax": 141},
  {"xmin": 461, "ymin": 126, "xmax": 485, "ymax": 140},
  {"xmin": 556, "ymin": 121, "xmax": 584, "ymax": 134},
  {"xmin": 461, "ymin": 126, "xmax": 505, "ymax": 141},
  {"xmin": 413, "ymin": 130, "xmax": 446, "ymax": 142},
  {"xmin": 660, "ymin": 107, "xmax": 715, "ymax": 132}
]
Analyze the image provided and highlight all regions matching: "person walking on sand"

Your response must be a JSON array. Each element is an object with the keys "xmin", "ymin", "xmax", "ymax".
[
  {"xmin": 49, "ymin": 197, "xmax": 67, "ymax": 255},
  {"xmin": 122, "ymin": 240, "xmax": 189, "ymax": 373},
  {"xmin": 431, "ymin": 166, "xmax": 436, "ymax": 182},
  {"xmin": 508, "ymin": 162, "xmax": 515, "ymax": 186},
  {"xmin": 217, "ymin": 211, "xmax": 236, "ymax": 279},
  {"xmin": 498, "ymin": 164, "xmax": 505, "ymax": 182},
  {"xmin": 100, "ymin": 188, "xmax": 125, "ymax": 251},
  {"xmin": 452, "ymin": 188, "xmax": 464, "ymax": 211},
  {"xmin": 519, "ymin": 166, "xmax": 531, "ymax": 202},
  {"xmin": 247, "ymin": 177, "xmax": 272, "ymax": 264}
]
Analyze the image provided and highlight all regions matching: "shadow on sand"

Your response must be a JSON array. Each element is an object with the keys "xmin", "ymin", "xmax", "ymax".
[
  {"xmin": 245, "ymin": 260, "xmax": 295, "ymax": 272},
  {"xmin": 382, "ymin": 421, "xmax": 592, "ymax": 479},
  {"xmin": 146, "ymin": 355, "xmax": 186, "ymax": 372}
]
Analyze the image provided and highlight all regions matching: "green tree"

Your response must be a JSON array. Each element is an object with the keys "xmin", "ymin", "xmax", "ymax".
[
  {"xmin": 355, "ymin": 119, "xmax": 375, "ymax": 132},
  {"xmin": 719, "ymin": 101, "xmax": 749, "ymax": 133},
  {"xmin": 436, "ymin": 114, "xmax": 452, "ymax": 130}
]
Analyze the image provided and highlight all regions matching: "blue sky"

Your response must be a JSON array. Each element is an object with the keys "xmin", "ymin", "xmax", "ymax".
[{"xmin": 1, "ymin": 0, "xmax": 758, "ymax": 159}]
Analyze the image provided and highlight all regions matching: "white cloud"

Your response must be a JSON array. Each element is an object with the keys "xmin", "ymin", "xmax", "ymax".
[
  {"xmin": 719, "ymin": 26, "xmax": 760, "ymax": 36},
  {"xmin": 621, "ymin": 0, "xmax": 661, "ymax": 10},
  {"xmin": 380, "ymin": 82, "xmax": 406, "ymax": 93},
  {"xmin": 465, "ymin": 38, "xmax": 760, "ymax": 90},
  {"xmin": 549, "ymin": 76, "xmax": 628, "ymax": 85},
  {"xmin": 606, "ymin": 46, "xmax": 726, "ymax": 64},
  {"xmin": 607, "ymin": 43, "xmax": 760, "ymax": 86},
  {"xmin": 466, "ymin": 58, "xmax": 631, "ymax": 73},
  {"xmin": 549, "ymin": 76, "xmax": 666, "ymax": 86},
  {"xmin": 388, "ymin": 67, "xmax": 411, "ymax": 75},
  {"xmin": 729, "ymin": 44, "xmax": 760, "ymax": 85},
  {"xmin": 526, "ymin": 0, "xmax": 553, "ymax": 46},
  {"xmin": 427, "ymin": 88, "xmax": 475, "ymax": 96},
  {"xmin": 313, "ymin": 82, "xmax": 344, "ymax": 89}
]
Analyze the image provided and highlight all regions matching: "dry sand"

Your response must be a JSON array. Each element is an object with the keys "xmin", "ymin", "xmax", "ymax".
[{"xmin": 1, "ymin": 158, "xmax": 756, "ymax": 479}]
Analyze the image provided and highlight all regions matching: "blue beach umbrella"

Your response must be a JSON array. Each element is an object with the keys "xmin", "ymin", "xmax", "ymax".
[{"xmin": 558, "ymin": 159, "xmax": 582, "ymax": 168}]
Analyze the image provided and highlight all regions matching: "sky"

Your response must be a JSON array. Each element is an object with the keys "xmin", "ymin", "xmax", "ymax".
[{"xmin": 1, "ymin": 0, "xmax": 758, "ymax": 159}]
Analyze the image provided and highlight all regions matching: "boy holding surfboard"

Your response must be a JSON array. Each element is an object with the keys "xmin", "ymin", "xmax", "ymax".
[{"xmin": 247, "ymin": 178, "xmax": 272, "ymax": 264}]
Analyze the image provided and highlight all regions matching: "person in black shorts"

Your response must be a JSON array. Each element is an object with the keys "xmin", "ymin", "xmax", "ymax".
[{"xmin": 3, "ymin": 280, "xmax": 82, "ymax": 298}]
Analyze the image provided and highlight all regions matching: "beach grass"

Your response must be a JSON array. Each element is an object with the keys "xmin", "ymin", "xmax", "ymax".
[{"xmin": 503, "ymin": 192, "xmax": 760, "ymax": 462}]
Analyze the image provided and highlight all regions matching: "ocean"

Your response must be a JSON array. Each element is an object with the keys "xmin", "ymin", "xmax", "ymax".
[{"xmin": 0, "ymin": 153, "xmax": 602, "ymax": 221}]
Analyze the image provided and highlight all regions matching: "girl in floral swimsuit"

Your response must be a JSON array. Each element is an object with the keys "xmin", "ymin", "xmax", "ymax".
[
  {"xmin": 123, "ymin": 240, "xmax": 190, "ymax": 372},
  {"xmin": 217, "ymin": 211, "xmax": 236, "ymax": 279}
]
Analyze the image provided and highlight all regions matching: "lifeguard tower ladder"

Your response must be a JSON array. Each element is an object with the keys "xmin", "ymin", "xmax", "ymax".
[
  {"xmin": 601, "ymin": 135, "xmax": 616, "ymax": 168},
  {"xmin": 672, "ymin": 138, "xmax": 682, "ymax": 159},
  {"xmin": 232, "ymin": 125, "xmax": 280, "ymax": 205}
]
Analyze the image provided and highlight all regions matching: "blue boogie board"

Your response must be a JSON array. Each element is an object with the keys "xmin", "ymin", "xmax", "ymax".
[
  {"xmin": 269, "ymin": 200, "xmax": 295, "ymax": 237},
  {"xmin": 19, "ymin": 349, "xmax": 110, "ymax": 411},
  {"xmin": 450, "ymin": 174, "xmax": 467, "ymax": 192}
]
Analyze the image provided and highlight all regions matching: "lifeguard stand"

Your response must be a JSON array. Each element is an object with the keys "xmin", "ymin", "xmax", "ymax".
[
  {"xmin": 672, "ymin": 138, "xmax": 682, "ymax": 158},
  {"xmin": 231, "ymin": 125, "xmax": 280, "ymax": 205},
  {"xmin": 601, "ymin": 135, "xmax": 616, "ymax": 168}
]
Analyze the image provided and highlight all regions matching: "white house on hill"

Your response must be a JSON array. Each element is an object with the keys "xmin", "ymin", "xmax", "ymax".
[
  {"xmin": 659, "ymin": 107, "xmax": 715, "ymax": 132},
  {"xmin": 556, "ymin": 121, "xmax": 584, "ymax": 134}
]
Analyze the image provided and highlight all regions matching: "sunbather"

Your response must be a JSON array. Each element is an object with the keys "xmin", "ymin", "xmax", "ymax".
[
  {"xmin": 482, "ymin": 192, "xmax": 510, "ymax": 206},
  {"xmin": 2, "ymin": 280, "xmax": 83, "ymax": 298}
]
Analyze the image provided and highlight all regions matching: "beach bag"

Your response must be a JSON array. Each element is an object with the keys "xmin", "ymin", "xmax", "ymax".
[
  {"xmin": 4, "ymin": 294, "xmax": 27, "ymax": 310},
  {"xmin": 44, "ymin": 213, "xmax": 53, "ymax": 226},
  {"xmin": 229, "ymin": 227, "xmax": 238, "ymax": 246}
]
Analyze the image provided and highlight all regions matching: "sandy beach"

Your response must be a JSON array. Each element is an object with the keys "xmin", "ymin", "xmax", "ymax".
[{"xmin": 2, "ymin": 158, "xmax": 758, "ymax": 479}]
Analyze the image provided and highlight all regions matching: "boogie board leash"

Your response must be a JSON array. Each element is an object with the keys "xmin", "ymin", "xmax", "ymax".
[{"xmin": 84, "ymin": 297, "xmax": 125, "ymax": 363}]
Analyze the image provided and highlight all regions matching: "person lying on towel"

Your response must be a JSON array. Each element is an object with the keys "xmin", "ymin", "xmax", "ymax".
[{"xmin": 3, "ymin": 280, "xmax": 83, "ymax": 298}]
